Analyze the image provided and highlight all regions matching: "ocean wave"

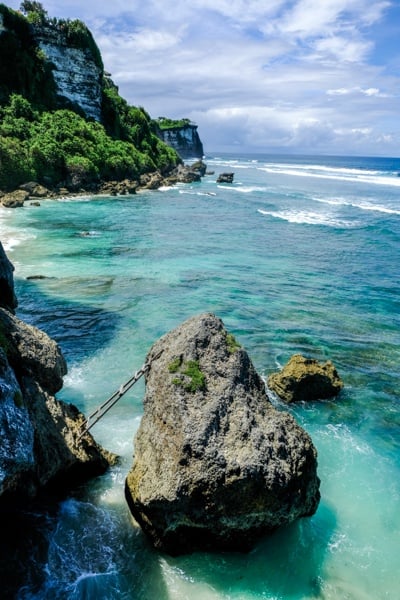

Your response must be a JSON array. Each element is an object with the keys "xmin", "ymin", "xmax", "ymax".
[
  {"xmin": 263, "ymin": 162, "xmax": 381, "ymax": 176},
  {"xmin": 312, "ymin": 196, "xmax": 400, "ymax": 215},
  {"xmin": 226, "ymin": 185, "xmax": 270, "ymax": 193},
  {"xmin": 258, "ymin": 165, "xmax": 400, "ymax": 187},
  {"xmin": 179, "ymin": 190, "xmax": 217, "ymax": 197},
  {"xmin": 257, "ymin": 208, "xmax": 355, "ymax": 228},
  {"xmin": 56, "ymin": 195, "xmax": 95, "ymax": 202}
]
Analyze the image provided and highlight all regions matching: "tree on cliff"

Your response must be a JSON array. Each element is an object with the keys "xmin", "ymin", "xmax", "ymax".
[{"xmin": 19, "ymin": 1, "xmax": 48, "ymax": 24}]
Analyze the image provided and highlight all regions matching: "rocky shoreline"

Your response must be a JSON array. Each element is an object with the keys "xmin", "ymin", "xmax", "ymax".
[
  {"xmin": 0, "ymin": 241, "xmax": 116, "ymax": 502},
  {"xmin": 0, "ymin": 160, "xmax": 209, "ymax": 208}
]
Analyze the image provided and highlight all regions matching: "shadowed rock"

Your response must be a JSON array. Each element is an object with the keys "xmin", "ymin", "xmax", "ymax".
[
  {"xmin": 217, "ymin": 172, "xmax": 234, "ymax": 183},
  {"xmin": 267, "ymin": 354, "xmax": 343, "ymax": 403},
  {"xmin": 125, "ymin": 313, "xmax": 320, "ymax": 555},
  {"xmin": 0, "ymin": 242, "xmax": 17, "ymax": 312},
  {"xmin": 0, "ymin": 308, "xmax": 115, "ymax": 499}
]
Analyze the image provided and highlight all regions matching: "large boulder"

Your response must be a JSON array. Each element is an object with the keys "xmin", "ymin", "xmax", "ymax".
[
  {"xmin": 267, "ymin": 354, "xmax": 343, "ymax": 403},
  {"xmin": 1, "ymin": 190, "xmax": 29, "ymax": 208},
  {"xmin": 125, "ymin": 313, "xmax": 320, "ymax": 555},
  {"xmin": 19, "ymin": 181, "xmax": 51, "ymax": 198}
]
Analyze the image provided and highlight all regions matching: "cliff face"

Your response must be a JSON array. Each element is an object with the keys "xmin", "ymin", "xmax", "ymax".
[
  {"xmin": 34, "ymin": 26, "xmax": 102, "ymax": 121},
  {"xmin": 158, "ymin": 124, "xmax": 204, "ymax": 159},
  {"xmin": 0, "ymin": 5, "xmax": 102, "ymax": 119},
  {"xmin": 0, "ymin": 241, "xmax": 17, "ymax": 312}
]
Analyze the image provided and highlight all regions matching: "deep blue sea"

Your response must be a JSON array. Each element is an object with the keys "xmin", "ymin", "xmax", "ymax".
[{"xmin": 1, "ymin": 153, "xmax": 399, "ymax": 599}]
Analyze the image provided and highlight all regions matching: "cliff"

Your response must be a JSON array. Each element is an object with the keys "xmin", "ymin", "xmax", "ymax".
[
  {"xmin": 157, "ymin": 123, "xmax": 204, "ymax": 159},
  {"xmin": 33, "ymin": 23, "xmax": 103, "ymax": 121},
  {"xmin": 0, "ymin": 242, "xmax": 115, "ymax": 501},
  {"xmin": 0, "ymin": 4, "xmax": 101, "ymax": 117},
  {"xmin": 0, "ymin": 4, "xmax": 183, "ymax": 192}
]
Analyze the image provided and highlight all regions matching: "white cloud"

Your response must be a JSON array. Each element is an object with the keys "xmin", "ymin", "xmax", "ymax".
[
  {"xmin": 312, "ymin": 35, "xmax": 372, "ymax": 62},
  {"xmin": 4, "ymin": 0, "xmax": 400, "ymax": 156},
  {"xmin": 363, "ymin": 87, "xmax": 380, "ymax": 96}
]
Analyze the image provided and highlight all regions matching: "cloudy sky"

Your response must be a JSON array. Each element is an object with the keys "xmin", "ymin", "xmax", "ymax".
[{"xmin": 7, "ymin": 0, "xmax": 400, "ymax": 156}]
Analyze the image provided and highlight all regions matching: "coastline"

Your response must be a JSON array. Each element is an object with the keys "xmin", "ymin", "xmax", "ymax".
[{"xmin": 0, "ymin": 159, "xmax": 208, "ymax": 209}]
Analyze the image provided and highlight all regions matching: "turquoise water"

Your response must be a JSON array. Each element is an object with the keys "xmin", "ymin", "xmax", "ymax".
[{"xmin": 1, "ymin": 153, "xmax": 399, "ymax": 599}]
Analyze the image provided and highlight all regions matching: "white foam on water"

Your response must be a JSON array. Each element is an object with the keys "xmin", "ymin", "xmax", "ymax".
[
  {"xmin": 55, "ymin": 195, "xmax": 96, "ymax": 202},
  {"xmin": 312, "ymin": 195, "xmax": 400, "ymax": 216},
  {"xmin": 160, "ymin": 559, "xmax": 222, "ymax": 600},
  {"xmin": 257, "ymin": 208, "xmax": 355, "ymax": 228},
  {"xmin": 258, "ymin": 165, "xmax": 400, "ymax": 187},
  {"xmin": 229, "ymin": 185, "xmax": 270, "ymax": 194}
]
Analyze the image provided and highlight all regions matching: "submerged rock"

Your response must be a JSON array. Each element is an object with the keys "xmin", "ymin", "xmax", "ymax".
[
  {"xmin": 125, "ymin": 313, "xmax": 320, "ymax": 555},
  {"xmin": 267, "ymin": 354, "xmax": 343, "ymax": 403}
]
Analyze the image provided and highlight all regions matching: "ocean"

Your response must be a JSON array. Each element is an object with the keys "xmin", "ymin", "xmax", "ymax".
[{"xmin": 1, "ymin": 153, "xmax": 399, "ymax": 599}]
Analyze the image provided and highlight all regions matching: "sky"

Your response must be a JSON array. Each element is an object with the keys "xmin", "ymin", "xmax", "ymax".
[{"xmin": 5, "ymin": 0, "xmax": 400, "ymax": 156}]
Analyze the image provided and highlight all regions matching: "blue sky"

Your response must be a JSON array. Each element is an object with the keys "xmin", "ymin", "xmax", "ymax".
[{"xmin": 6, "ymin": 0, "xmax": 400, "ymax": 156}]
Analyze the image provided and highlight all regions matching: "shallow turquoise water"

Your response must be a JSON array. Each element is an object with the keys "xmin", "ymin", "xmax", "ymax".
[{"xmin": 1, "ymin": 153, "xmax": 399, "ymax": 599}]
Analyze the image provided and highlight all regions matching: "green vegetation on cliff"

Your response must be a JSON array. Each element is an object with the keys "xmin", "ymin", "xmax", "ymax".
[
  {"xmin": 0, "ymin": 3, "xmax": 180, "ymax": 191},
  {"xmin": 156, "ymin": 117, "xmax": 194, "ymax": 130},
  {"xmin": 0, "ymin": 93, "xmax": 178, "ymax": 190}
]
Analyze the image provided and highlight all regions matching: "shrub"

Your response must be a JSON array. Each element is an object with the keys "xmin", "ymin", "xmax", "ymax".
[{"xmin": 0, "ymin": 136, "xmax": 35, "ymax": 189}]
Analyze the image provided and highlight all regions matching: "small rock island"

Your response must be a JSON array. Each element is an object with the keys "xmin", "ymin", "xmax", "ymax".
[
  {"xmin": 268, "ymin": 354, "xmax": 343, "ymax": 403},
  {"xmin": 125, "ymin": 313, "xmax": 320, "ymax": 555}
]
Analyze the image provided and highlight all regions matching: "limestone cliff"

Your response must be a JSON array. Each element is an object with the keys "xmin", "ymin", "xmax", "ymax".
[
  {"xmin": 0, "ymin": 5, "xmax": 102, "ymax": 119},
  {"xmin": 157, "ymin": 124, "xmax": 204, "ymax": 159},
  {"xmin": 33, "ymin": 24, "xmax": 102, "ymax": 121}
]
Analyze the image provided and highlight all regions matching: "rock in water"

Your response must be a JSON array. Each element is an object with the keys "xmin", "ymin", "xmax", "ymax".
[
  {"xmin": 125, "ymin": 313, "xmax": 320, "ymax": 555},
  {"xmin": 267, "ymin": 354, "xmax": 343, "ymax": 403}
]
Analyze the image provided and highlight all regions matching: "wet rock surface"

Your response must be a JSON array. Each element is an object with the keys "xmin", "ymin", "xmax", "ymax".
[{"xmin": 0, "ymin": 307, "xmax": 115, "ymax": 500}]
